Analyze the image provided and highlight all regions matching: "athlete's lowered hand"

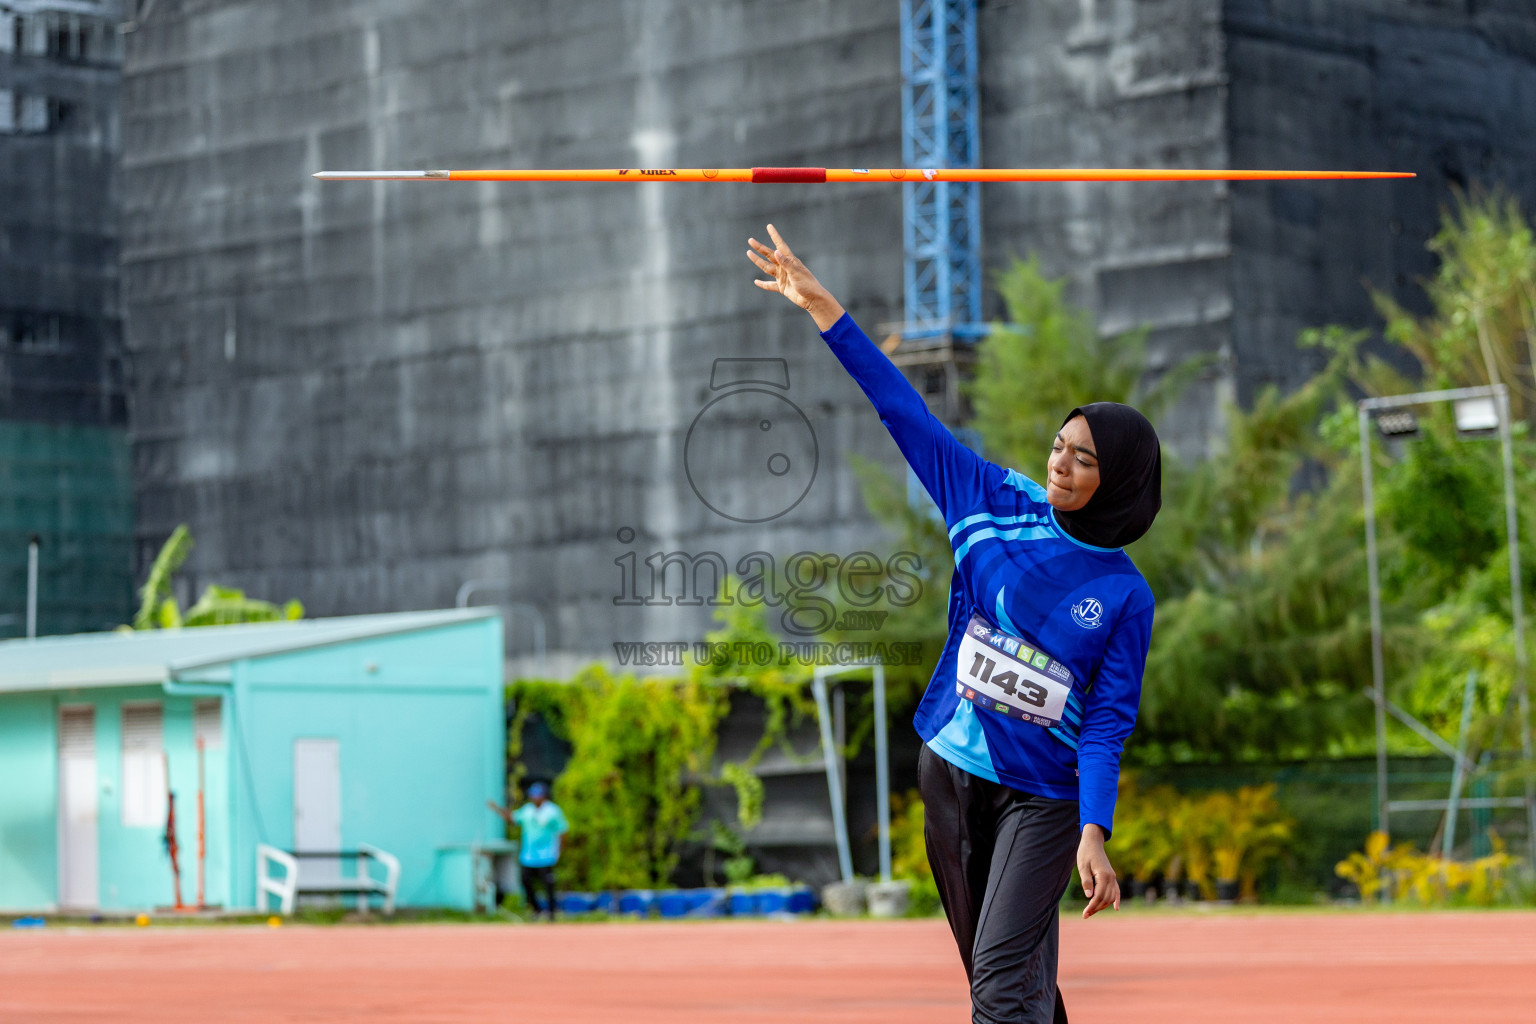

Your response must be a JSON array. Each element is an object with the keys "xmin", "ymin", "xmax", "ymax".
[
  {"xmin": 1078, "ymin": 823, "xmax": 1121, "ymax": 919},
  {"xmin": 748, "ymin": 224, "xmax": 846, "ymax": 331}
]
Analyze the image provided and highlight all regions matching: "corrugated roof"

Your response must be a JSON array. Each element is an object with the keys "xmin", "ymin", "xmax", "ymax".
[{"xmin": 0, "ymin": 608, "xmax": 499, "ymax": 693}]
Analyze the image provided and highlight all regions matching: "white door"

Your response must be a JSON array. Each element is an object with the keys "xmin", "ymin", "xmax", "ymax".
[
  {"xmin": 58, "ymin": 706, "xmax": 98, "ymax": 909},
  {"xmin": 293, "ymin": 739, "xmax": 341, "ymax": 884}
]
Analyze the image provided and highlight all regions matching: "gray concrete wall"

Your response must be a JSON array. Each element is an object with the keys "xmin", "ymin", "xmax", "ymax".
[
  {"xmin": 121, "ymin": 0, "xmax": 911, "ymax": 664},
  {"xmin": 119, "ymin": 0, "xmax": 1536, "ymax": 664},
  {"xmin": 1223, "ymin": 0, "xmax": 1536, "ymax": 400},
  {"xmin": 980, "ymin": 0, "xmax": 1232, "ymax": 456}
]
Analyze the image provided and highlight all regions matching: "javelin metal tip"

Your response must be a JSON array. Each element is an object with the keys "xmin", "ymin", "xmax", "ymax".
[{"xmin": 314, "ymin": 170, "xmax": 450, "ymax": 181}]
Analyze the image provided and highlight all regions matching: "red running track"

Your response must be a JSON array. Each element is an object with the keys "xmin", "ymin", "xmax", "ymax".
[{"xmin": 4, "ymin": 910, "xmax": 1534, "ymax": 1022}]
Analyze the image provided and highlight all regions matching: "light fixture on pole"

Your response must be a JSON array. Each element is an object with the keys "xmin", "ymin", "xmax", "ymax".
[
  {"xmin": 1453, "ymin": 396, "xmax": 1499, "ymax": 437},
  {"xmin": 1373, "ymin": 410, "xmax": 1420, "ymax": 439}
]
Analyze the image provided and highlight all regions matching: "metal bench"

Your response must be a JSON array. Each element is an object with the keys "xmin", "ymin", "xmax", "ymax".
[{"xmin": 256, "ymin": 843, "xmax": 401, "ymax": 916}]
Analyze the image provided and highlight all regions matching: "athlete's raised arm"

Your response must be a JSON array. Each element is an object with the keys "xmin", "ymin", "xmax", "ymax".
[{"xmin": 747, "ymin": 224, "xmax": 1000, "ymax": 520}]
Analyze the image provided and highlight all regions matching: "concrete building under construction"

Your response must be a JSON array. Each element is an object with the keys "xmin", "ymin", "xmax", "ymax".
[
  {"xmin": 0, "ymin": 0, "xmax": 132, "ymax": 637},
  {"xmin": 106, "ymin": 0, "xmax": 1536, "ymax": 672}
]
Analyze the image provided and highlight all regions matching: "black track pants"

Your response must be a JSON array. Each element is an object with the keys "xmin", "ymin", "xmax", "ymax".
[
  {"xmin": 520, "ymin": 865, "xmax": 557, "ymax": 918},
  {"xmin": 919, "ymin": 745, "xmax": 1080, "ymax": 1024}
]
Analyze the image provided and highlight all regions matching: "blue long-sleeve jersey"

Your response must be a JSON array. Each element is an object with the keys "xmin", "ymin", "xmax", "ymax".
[{"xmin": 820, "ymin": 312, "xmax": 1154, "ymax": 834}]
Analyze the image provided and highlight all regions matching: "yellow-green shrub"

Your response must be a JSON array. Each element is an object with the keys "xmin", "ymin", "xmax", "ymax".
[
  {"xmin": 1109, "ymin": 777, "xmax": 1182, "ymax": 884},
  {"xmin": 1113, "ymin": 778, "xmax": 1295, "ymax": 901},
  {"xmin": 1205, "ymin": 784, "xmax": 1294, "ymax": 899},
  {"xmin": 1336, "ymin": 830, "xmax": 1515, "ymax": 906}
]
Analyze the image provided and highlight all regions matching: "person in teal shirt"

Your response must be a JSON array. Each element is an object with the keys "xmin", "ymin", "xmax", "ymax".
[{"xmin": 488, "ymin": 782, "xmax": 568, "ymax": 919}]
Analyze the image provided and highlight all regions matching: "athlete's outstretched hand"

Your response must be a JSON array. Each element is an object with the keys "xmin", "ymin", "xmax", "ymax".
[
  {"xmin": 1078, "ymin": 824, "xmax": 1121, "ymax": 919},
  {"xmin": 747, "ymin": 224, "xmax": 846, "ymax": 331}
]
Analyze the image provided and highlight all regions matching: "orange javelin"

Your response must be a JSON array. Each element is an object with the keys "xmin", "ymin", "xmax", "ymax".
[{"xmin": 313, "ymin": 166, "xmax": 1413, "ymax": 183}]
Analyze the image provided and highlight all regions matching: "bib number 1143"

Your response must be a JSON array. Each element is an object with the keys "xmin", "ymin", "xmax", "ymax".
[
  {"xmin": 954, "ymin": 613, "xmax": 1073, "ymax": 728},
  {"xmin": 966, "ymin": 650, "xmax": 1048, "ymax": 707}
]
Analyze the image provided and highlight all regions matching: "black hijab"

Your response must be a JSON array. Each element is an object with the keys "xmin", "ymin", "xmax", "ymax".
[{"xmin": 1052, "ymin": 403, "xmax": 1162, "ymax": 549}]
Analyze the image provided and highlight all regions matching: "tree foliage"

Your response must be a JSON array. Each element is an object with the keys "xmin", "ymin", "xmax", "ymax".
[
  {"xmin": 1142, "ymin": 194, "xmax": 1536, "ymax": 762},
  {"xmin": 509, "ymin": 595, "xmax": 819, "ymax": 893},
  {"xmin": 1133, "ymin": 331, "xmax": 1386, "ymax": 760},
  {"xmin": 541, "ymin": 664, "xmax": 729, "ymax": 891},
  {"xmin": 968, "ymin": 256, "xmax": 1208, "ymax": 476},
  {"xmin": 1375, "ymin": 188, "xmax": 1536, "ymax": 422}
]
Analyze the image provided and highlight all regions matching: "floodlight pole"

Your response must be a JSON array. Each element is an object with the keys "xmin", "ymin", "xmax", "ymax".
[
  {"xmin": 1357, "ymin": 411, "xmax": 1394, "ymax": 835},
  {"xmin": 1359, "ymin": 407, "xmax": 1390, "ymax": 836},
  {"xmin": 1494, "ymin": 389, "xmax": 1536, "ymax": 864}
]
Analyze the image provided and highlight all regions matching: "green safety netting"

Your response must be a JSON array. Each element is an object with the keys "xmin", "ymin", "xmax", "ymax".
[{"xmin": 0, "ymin": 421, "xmax": 133, "ymax": 638}]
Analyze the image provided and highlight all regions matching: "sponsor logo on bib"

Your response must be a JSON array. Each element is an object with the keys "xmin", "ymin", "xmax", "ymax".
[{"xmin": 1071, "ymin": 597, "xmax": 1103, "ymax": 629}]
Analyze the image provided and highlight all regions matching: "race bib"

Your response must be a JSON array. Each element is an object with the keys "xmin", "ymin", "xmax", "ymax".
[{"xmin": 954, "ymin": 612, "xmax": 1075, "ymax": 728}]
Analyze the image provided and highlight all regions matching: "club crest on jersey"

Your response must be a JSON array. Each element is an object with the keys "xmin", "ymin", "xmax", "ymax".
[{"xmin": 1070, "ymin": 597, "xmax": 1103, "ymax": 629}]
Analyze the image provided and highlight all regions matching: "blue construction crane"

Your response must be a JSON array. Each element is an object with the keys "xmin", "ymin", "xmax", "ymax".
[
  {"xmin": 899, "ymin": 0, "xmax": 985, "ymax": 514},
  {"xmin": 900, "ymin": 0, "xmax": 983, "ymax": 342}
]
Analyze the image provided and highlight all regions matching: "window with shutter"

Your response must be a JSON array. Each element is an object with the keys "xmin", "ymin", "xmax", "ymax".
[{"xmin": 59, "ymin": 706, "xmax": 94, "ymax": 757}]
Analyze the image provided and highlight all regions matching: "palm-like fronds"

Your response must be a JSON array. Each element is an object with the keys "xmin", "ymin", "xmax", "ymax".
[
  {"xmin": 130, "ymin": 526, "xmax": 304, "ymax": 630},
  {"xmin": 133, "ymin": 525, "xmax": 192, "ymax": 630},
  {"xmin": 181, "ymin": 585, "xmax": 304, "ymax": 627}
]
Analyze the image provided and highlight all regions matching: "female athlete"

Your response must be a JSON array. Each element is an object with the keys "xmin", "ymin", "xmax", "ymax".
[{"xmin": 749, "ymin": 224, "xmax": 1161, "ymax": 1024}]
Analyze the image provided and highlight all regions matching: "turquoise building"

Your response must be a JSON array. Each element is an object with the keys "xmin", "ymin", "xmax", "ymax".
[{"xmin": 0, "ymin": 608, "xmax": 504, "ymax": 912}]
